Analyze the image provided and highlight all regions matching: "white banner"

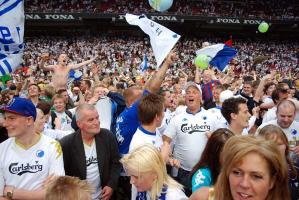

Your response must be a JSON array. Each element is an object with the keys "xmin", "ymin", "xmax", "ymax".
[
  {"xmin": 125, "ymin": 13, "xmax": 180, "ymax": 68},
  {"xmin": 0, "ymin": 0, "xmax": 24, "ymax": 75}
]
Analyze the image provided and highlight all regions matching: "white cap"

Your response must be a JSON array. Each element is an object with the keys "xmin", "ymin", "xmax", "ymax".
[
  {"xmin": 184, "ymin": 81, "xmax": 202, "ymax": 94},
  {"xmin": 220, "ymin": 90, "xmax": 234, "ymax": 103}
]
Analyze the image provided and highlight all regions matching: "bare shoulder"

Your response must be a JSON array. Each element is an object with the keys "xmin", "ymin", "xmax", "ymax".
[{"xmin": 189, "ymin": 187, "xmax": 210, "ymax": 200}]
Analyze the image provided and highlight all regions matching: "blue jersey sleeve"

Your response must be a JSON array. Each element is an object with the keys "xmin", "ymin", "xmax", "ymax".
[{"xmin": 191, "ymin": 168, "xmax": 212, "ymax": 192}]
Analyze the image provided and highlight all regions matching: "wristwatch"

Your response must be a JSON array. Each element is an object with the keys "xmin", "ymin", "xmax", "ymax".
[{"xmin": 6, "ymin": 187, "xmax": 14, "ymax": 200}]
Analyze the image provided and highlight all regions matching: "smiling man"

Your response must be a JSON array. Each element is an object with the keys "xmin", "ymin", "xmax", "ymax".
[
  {"xmin": 0, "ymin": 97, "xmax": 65, "ymax": 200},
  {"xmin": 59, "ymin": 104, "xmax": 121, "ymax": 200},
  {"xmin": 221, "ymin": 97, "xmax": 252, "ymax": 135},
  {"xmin": 162, "ymin": 81, "xmax": 217, "ymax": 196}
]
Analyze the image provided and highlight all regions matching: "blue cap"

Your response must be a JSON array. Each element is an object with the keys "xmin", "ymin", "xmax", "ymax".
[{"xmin": 0, "ymin": 97, "xmax": 36, "ymax": 121}]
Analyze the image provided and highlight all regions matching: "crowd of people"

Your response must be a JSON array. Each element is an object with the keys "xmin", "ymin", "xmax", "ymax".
[
  {"xmin": 24, "ymin": 0, "xmax": 299, "ymax": 20},
  {"xmin": 21, "ymin": 35, "xmax": 299, "ymax": 82},
  {"xmin": 0, "ymin": 32, "xmax": 299, "ymax": 200},
  {"xmin": 25, "ymin": 0, "xmax": 97, "ymax": 13}
]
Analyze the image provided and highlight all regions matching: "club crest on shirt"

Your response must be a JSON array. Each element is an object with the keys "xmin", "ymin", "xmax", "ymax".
[
  {"xmin": 291, "ymin": 129, "xmax": 298, "ymax": 135},
  {"xmin": 36, "ymin": 150, "xmax": 44, "ymax": 158},
  {"xmin": 182, "ymin": 118, "xmax": 188, "ymax": 122}
]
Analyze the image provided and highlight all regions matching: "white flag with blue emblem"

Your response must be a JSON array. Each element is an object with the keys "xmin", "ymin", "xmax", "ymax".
[
  {"xmin": 125, "ymin": 13, "xmax": 180, "ymax": 68},
  {"xmin": 0, "ymin": 0, "xmax": 24, "ymax": 76}
]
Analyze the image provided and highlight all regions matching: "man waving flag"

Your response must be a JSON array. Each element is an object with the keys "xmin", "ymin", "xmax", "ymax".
[
  {"xmin": 125, "ymin": 13, "xmax": 180, "ymax": 68},
  {"xmin": 0, "ymin": 0, "xmax": 24, "ymax": 76}
]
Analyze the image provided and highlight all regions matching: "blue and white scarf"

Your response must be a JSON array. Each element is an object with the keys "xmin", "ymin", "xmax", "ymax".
[{"xmin": 136, "ymin": 185, "xmax": 168, "ymax": 200}]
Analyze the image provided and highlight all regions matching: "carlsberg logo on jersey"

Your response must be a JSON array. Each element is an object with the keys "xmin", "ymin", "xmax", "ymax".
[
  {"xmin": 181, "ymin": 123, "xmax": 210, "ymax": 134},
  {"xmin": 9, "ymin": 161, "xmax": 43, "ymax": 176},
  {"xmin": 86, "ymin": 156, "xmax": 98, "ymax": 167}
]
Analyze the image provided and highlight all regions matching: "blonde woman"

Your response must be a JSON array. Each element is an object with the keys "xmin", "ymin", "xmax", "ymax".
[
  {"xmin": 121, "ymin": 144, "xmax": 187, "ymax": 200},
  {"xmin": 213, "ymin": 135, "xmax": 290, "ymax": 200}
]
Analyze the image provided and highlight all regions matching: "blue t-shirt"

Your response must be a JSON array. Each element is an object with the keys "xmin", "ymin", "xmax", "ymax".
[
  {"xmin": 191, "ymin": 167, "xmax": 212, "ymax": 192},
  {"xmin": 115, "ymin": 90, "xmax": 149, "ymax": 155}
]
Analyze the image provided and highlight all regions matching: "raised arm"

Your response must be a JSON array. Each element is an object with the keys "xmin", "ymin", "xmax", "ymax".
[
  {"xmin": 144, "ymin": 52, "xmax": 176, "ymax": 94},
  {"xmin": 39, "ymin": 53, "xmax": 55, "ymax": 72},
  {"xmin": 107, "ymin": 90, "xmax": 126, "ymax": 107},
  {"xmin": 253, "ymin": 74, "xmax": 272, "ymax": 102},
  {"xmin": 20, "ymin": 78, "xmax": 29, "ymax": 93},
  {"xmin": 194, "ymin": 67, "xmax": 201, "ymax": 84},
  {"xmin": 91, "ymin": 63, "xmax": 100, "ymax": 85},
  {"xmin": 69, "ymin": 56, "xmax": 98, "ymax": 70},
  {"xmin": 178, "ymin": 68, "xmax": 188, "ymax": 80}
]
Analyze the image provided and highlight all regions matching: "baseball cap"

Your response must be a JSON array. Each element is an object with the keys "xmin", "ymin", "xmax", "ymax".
[
  {"xmin": 0, "ymin": 97, "xmax": 36, "ymax": 121},
  {"xmin": 184, "ymin": 81, "xmax": 202, "ymax": 94}
]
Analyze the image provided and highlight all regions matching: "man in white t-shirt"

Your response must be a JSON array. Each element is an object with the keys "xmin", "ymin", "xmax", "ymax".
[
  {"xmin": 258, "ymin": 99, "xmax": 299, "ymax": 156},
  {"xmin": 208, "ymin": 91, "xmax": 258, "ymax": 135},
  {"xmin": 129, "ymin": 93, "xmax": 164, "ymax": 152},
  {"xmin": 59, "ymin": 104, "xmax": 121, "ymax": 200},
  {"xmin": 262, "ymin": 85, "xmax": 289, "ymax": 124},
  {"xmin": 162, "ymin": 82, "xmax": 217, "ymax": 196},
  {"xmin": 0, "ymin": 97, "xmax": 65, "ymax": 199},
  {"xmin": 221, "ymin": 97, "xmax": 252, "ymax": 135}
]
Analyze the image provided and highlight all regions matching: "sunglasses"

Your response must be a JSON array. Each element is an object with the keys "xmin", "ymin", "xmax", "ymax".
[{"xmin": 280, "ymin": 89, "xmax": 289, "ymax": 93}]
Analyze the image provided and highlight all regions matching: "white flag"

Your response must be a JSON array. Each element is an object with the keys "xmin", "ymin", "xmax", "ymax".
[
  {"xmin": 0, "ymin": 0, "xmax": 24, "ymax": 76},
  {"xmin": 125, "ymin": 13, "xmax": 180, "ymax": 68}
]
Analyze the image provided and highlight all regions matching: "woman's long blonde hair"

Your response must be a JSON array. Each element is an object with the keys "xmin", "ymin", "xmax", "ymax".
[
  {"xmin": 214, "ymin": 135, "xmax": 290, "ymax": 200},
  {"xmin": 120, "ymin": 144, "xmax": 182, "ymax": 199}
]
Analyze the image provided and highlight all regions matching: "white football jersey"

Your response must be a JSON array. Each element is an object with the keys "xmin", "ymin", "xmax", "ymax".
[
  {"xmin": 164, "ymin": 108, "xmax": 217, "ymax": 171},
  {"xmin": 0, "ymin": 134, "xmax": 65, "ymax": 193},
  {"xmin": 129, "ymin": 126, "xmax": 163, "ymax": 152}
]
